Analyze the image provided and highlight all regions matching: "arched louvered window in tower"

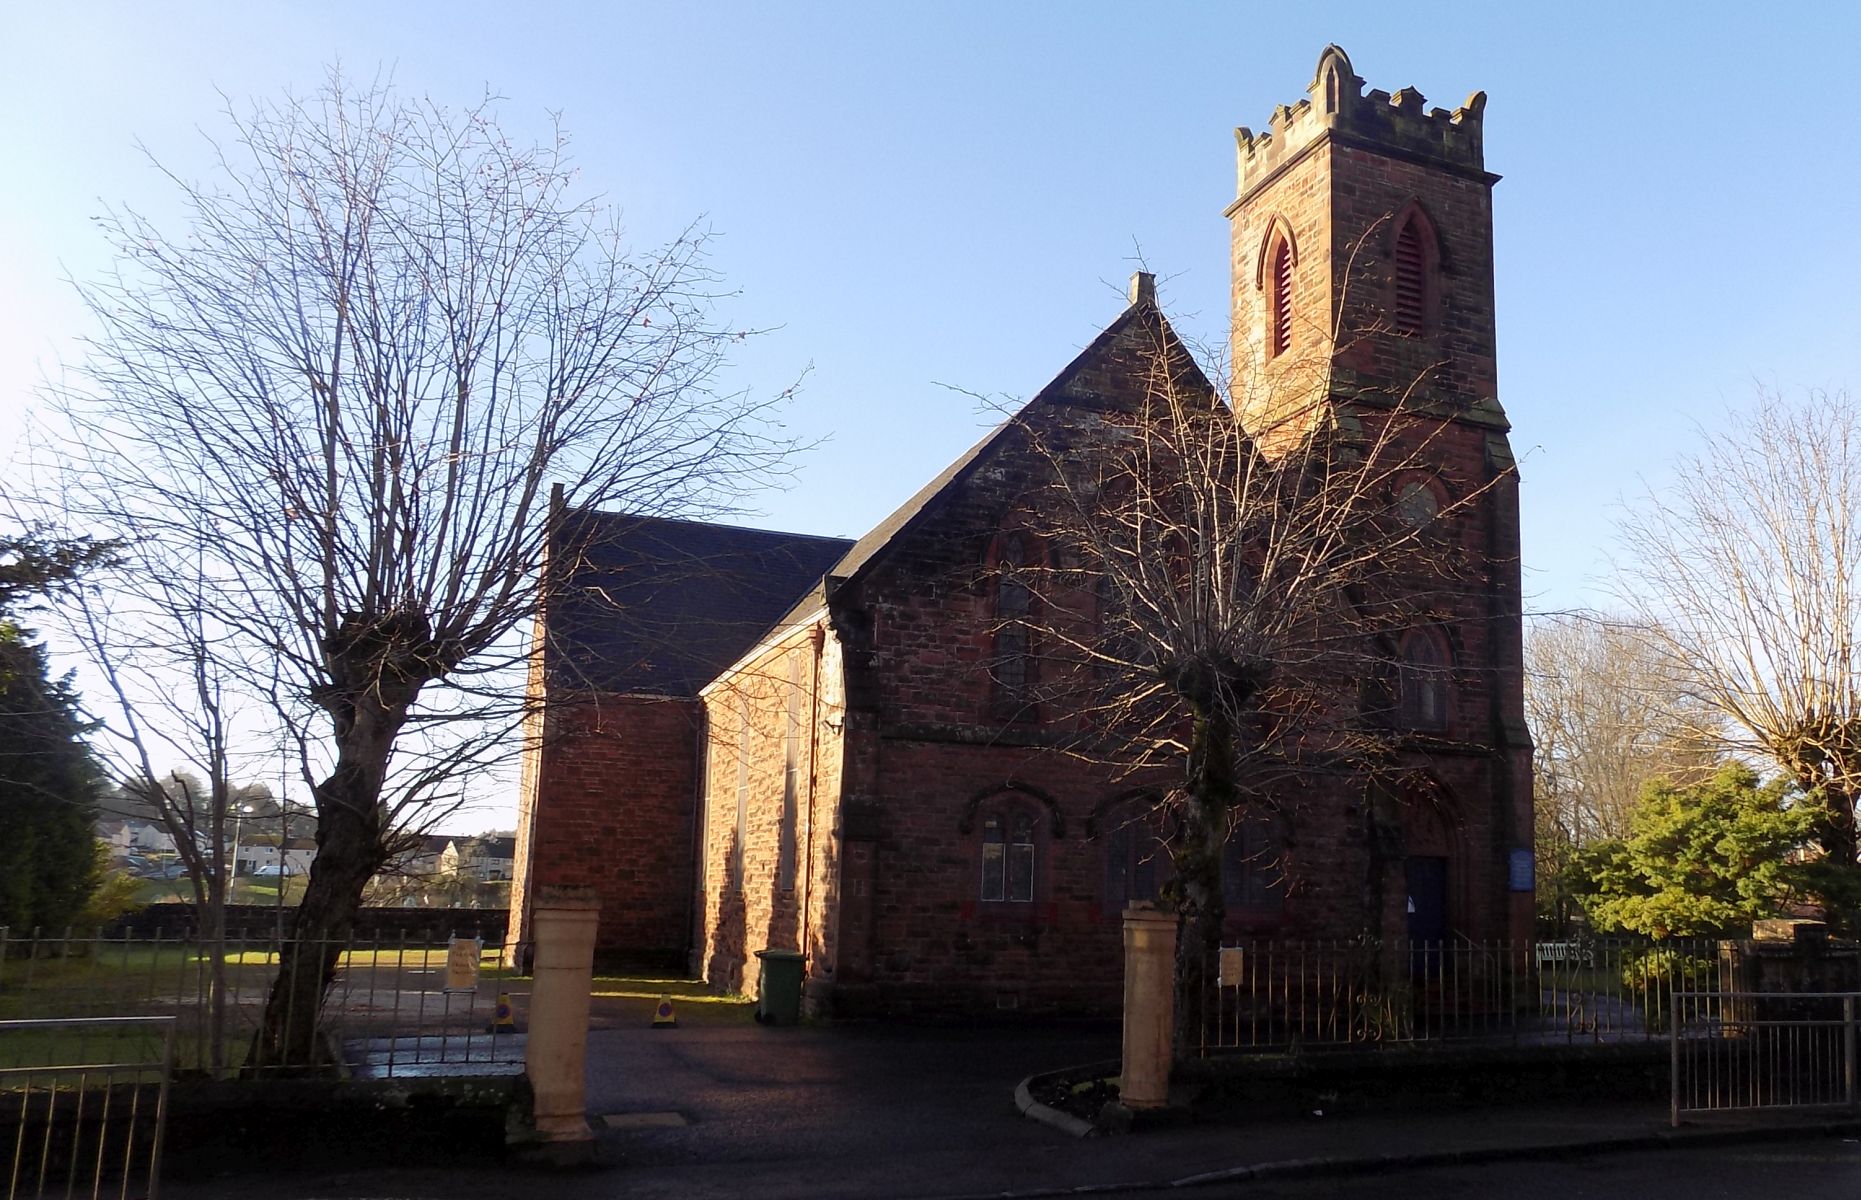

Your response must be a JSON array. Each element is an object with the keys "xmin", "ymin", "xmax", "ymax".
[
  {"xmin": 1269, "ymin": 238, "xmax": 1294, "ymax": 357},
  {"xmin": 1394, "ymin": 218, "xmax": 1427, "ymax": 336}
]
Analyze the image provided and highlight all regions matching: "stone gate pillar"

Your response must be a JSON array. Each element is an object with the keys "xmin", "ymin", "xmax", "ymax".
[
  {"xmin": 1121, "ymin": 903, "xmax": 1178, "ymax": 1110},
  {"xmin": 526, "ymin": 885, "xmax": 600, "ymax": 1154}
]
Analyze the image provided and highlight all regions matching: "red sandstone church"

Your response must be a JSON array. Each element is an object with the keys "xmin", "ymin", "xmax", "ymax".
[{"xmin": 510, "ymin": 46, "xmax": 1533, "ymax": 1015}]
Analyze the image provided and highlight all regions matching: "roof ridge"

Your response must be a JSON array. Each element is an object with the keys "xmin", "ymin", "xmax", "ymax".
[
  {"xmin": 804, "ymin": 295, "xmax": 1198, "ymax": 598},
  {"xmin": 561, "ymin": 507, "xmax": 856, "ymax": 547}
]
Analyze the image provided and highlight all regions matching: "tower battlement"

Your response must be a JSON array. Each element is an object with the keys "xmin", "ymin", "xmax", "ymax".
[{"xmin": 1234, "ymin": 45, "xmax": 1486, "ymax": 200}]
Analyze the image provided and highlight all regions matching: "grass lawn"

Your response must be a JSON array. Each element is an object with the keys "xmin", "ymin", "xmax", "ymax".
[
  {"xmin": 585, "ymin": 974, "xmax": 755, "ymax": 1028},
  {"xmin": 129, "ymin": 878, "xmax": 310, "ymax": 906},
  {"xmin": 2, "ymin": 942, "xmax": 523, "ymax": 1079},
  {"xmin": 3, "ymin": 940, "xmax": 753, "ymax": 1079}
]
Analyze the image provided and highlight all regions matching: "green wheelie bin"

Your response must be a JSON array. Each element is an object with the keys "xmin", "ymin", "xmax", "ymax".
[{"xmin": 754, "ymin": 948, "xmax": 805, "ymax": 1025}]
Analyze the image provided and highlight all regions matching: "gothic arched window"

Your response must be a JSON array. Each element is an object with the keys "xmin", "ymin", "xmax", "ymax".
[
  {"xmin": 1269, "ymin": 237, "xmax": 1294, "ymax": 358},
  {"xmin": 1389, "ymin": 205, "xmax": 1440, "ymax": 338},
  {"xmin": 1222, "ymin": 814, "xmax": 1286, "ymax": 917},
  {"xmin": 1399, "ymin": 629, "xmax": 1451, "ymax": 730},
  {"xmin": 1394, "ymin": 218, "xmax": 1427, "ymax": 336},
  {"xmin": 993, "ymin": 532, "xmax": 1034, "ymax": 710},
  {"xmin": 1102, "ymin": 800, "xmax": 1171, "ymax": 915}
]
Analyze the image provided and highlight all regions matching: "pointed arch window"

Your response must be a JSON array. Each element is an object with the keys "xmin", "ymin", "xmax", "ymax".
[
  {"xmin": 1095, "ymin": 573, "xmax": 1134, "ymax": 678},
  {"xmin": 993, "ymin": 532, "xmax": 1034, "ymax": 710},
  {"xmin": 1388, "ymin": 205, "xmax": 1441, "ymax": 339},
  {"xmin": 1394, "ymin": 219, "xmax": 1427, "ymax": 336},
  {"xmin": 1399, "ymin": 216, "xmax": 1421, "ymax": 334},
  {"xmin": 1269, "ymin": 237, "xmax": 1294, "ymax": 358},
  {"xmin": 1399, "ymin": 629, "xmax": 1451, "ymax": 730},
  {"xmin": 1101, "ymin": 799, "xmax": 1171, "ymax": 915},
  {"xmin": 1222, "ymin": 815, "xmax": 1287, "ymax": 917}
]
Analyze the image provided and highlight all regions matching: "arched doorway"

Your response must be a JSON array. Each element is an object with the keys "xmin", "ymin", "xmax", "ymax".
[{"xmin": 1398, "ymin": 780, "xmax": 1462, "ymax": 946}]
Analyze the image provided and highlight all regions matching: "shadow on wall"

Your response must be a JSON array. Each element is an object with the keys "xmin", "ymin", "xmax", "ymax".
[
  {"xmin": 767, "ymin": 847, "xmax": 800, "ymax": 958},
  {"xmin": 807, "ymin": 832, "xmax": 843, "ymax": 993},
  {"xmin": 706, "ymin": 828, "xmax": 748, "ymax": 994}
]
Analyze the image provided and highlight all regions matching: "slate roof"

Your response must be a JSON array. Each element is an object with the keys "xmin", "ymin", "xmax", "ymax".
[
  {"xmin": 547, "ymin": 286, "xmax": 1203, "ymax": 697},
  {"xmin": 547, "ymin": 509, "xmax": 854, "ymax": 697}
]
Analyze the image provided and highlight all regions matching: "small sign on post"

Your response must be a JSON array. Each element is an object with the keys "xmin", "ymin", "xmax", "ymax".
[{"xmin": 445, "ymin": 936, "xmax": 483, "ymax": 993}]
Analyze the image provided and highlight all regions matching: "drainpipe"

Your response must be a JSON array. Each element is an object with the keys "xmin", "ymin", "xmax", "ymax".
[
  {"xmin": 687, "ymin": 704, "xmax": 710, "ymax": 977},
  {"xmin": 802, "ymin": 620, "xmax": 826, "ymax": 967}
]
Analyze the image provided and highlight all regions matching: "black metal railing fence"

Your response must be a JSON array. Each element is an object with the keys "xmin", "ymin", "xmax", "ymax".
[
  {"xmin": 1, "ymin": 1015, "xmax": 174, "ymax": 1200},
  {"xmin": 1200, "ymin": 937, "xmax": 1731, "ymax": 1053},
  {"xmin": 0, "ymin": 928, "xmax": 520, "ymax": 1080}
]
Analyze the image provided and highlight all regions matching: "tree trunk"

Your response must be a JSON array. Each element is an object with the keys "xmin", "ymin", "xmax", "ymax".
[
  {"xmin": 1810, "ymin": 779, "xmax": 1861, "ymax": 932},
  {"xmin": 1819, "ymin": 784, "xmax": 1859, "ymax": 870},
  {"xmin": 247, "ymin": 706, "xmax": 400, "ymax": 1074},
  {"xmin": 1172, "ymin": 707, "xmax": 1235, "ymax": 1060},
  {"xmin": 202, "ymin": 876, "xmax": 227, "ymax": 1075}
]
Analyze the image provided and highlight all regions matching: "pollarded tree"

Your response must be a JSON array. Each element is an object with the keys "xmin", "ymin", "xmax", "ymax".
[
  {"xmin": 1614, "ymin": 389, "xmax": 1861, "ymax": 915},
  {"xmin": 38, "ymin": 72, "xmax": 797, "ymax": 1069},
  {"xmin": 1008, "ymin": 283, "xmax": 1504, "ymax": 1050}
]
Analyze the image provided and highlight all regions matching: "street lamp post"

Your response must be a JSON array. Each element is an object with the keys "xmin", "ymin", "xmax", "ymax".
[{"xmin": 229, "ymin": 802, "xmax": 257, "ymax": 901}]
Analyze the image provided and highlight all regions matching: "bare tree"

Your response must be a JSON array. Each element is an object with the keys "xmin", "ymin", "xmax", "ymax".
[
  {"xmin": 1523, "ymin": 613, "xmax": 1718, "ymax": 929},
  {"xmin": 1007, "ymin": 279, "xmax": 1505, "ymax": 1050},
  {"xmin": 57, "ymin": 543, "xmax": 277, "ymax": 1072},
  {"xmin": 34, "ymin": 71, "xmax": 796, "ymax": 1069},
  {"xmin": 1614, "ymin": 388, "xmax": 1861, "ymax": 902}
]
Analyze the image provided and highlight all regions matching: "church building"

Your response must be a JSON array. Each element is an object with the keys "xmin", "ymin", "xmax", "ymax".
[{"xmin": 508, "ymin": 46, "xmax": 1533, "ymax": 1016}]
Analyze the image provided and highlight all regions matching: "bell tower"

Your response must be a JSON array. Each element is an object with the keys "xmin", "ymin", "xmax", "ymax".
[
  {"xmin": 1227, "ymin": 45, "xmax": 1506, "ymax": 444},
  {"xmin": 1224, "ymin": 46, "xmax": 1534, "ymax": 947}
]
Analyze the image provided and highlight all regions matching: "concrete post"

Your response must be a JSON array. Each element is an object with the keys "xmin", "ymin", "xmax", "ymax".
[
  {"xmin": 526, "ymin": 885, "xmax": 600, "ymax": 1152},
  {"xmin": 1121, "ymin": 903, "xmax": 1178, "ymax": 1110}
]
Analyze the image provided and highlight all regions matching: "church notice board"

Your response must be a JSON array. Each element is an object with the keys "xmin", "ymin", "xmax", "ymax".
[{"xmin": 444, "ymin": 937, "xmax": 483, "ymax": 993}]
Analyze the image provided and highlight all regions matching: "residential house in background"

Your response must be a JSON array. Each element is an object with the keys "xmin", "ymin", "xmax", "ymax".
[
  {"xmin": 440, "ymin": 835, "xmax": 517, "ymax": 882},
  {"xmin": 96, "ymin": 815, "xmax": 177, "ymax": 860},
  {"xmin": 235, "ymin": 836, "xmax": 317, "ymax": 878}
]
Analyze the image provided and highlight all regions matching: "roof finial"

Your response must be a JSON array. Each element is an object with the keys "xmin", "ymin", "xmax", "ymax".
[{"xmin": 1128, "ymin": 271, "xmax": 1157, "ymax": 306}]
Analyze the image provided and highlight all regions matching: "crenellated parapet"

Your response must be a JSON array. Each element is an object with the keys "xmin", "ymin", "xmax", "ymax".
[{"xmin": 1235, "ymin": 45, "xmax": 1487, "ymax": 198}]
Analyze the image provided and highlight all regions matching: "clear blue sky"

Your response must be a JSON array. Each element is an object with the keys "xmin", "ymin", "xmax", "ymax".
[{"xmin": 5, "ymin": 2, "xmax": 1859, "ymax": 824}]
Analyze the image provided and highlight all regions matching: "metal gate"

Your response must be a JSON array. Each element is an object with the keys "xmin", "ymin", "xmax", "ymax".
[
  {"xmin": 1670, "ymin": 990, "xmax": 1859, "ymax": 1125},
  {"xmin": 2, "ymin": 1017, "xmax": 174, "ymax": 1200}
]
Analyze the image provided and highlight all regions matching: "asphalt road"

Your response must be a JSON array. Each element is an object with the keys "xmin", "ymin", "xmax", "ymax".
[
  {"xmin": 163, "ymin": 1134, "xmax": 1861, "ymax": 1199},
  {"xmin": 1099, "ymin": 1137, "xmax": 1861, "ymax": 1199}
]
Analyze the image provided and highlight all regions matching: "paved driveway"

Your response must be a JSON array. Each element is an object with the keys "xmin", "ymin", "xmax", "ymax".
[{"xmin": 584, "ymin": 1021, "xmax": 1123, "ymax": 1196}]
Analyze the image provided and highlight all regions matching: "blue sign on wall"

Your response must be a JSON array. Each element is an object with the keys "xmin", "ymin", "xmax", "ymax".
[{"xmin": 1508, "ymin": 848, "xmax": 1535, "ymax": 892}]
